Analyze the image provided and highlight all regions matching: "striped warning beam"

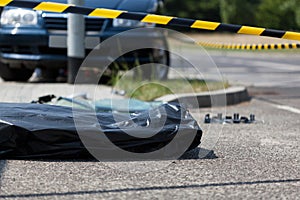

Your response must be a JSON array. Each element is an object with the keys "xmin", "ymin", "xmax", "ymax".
[
  {"xmin": 198, "ymin": 42, "xmax": 300, "ymax": 50},
  {"xmin": 1, "ymin": 0, "xmax": 300, "ymax": 41}
]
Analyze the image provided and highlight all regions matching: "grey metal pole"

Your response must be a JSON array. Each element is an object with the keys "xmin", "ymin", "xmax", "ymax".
[{"xmin": 67, "ymin": 0, "xmax": 85, "ymax": 84}]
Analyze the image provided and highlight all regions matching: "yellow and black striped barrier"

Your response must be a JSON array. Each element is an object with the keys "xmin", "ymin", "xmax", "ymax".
[
  {"xmin": 197, "ymin": 42, "xmax": 300, "ymax": 50},
  {"xmin": 1, "ymin": 0, "xmax": 300, "ymax": 41}
]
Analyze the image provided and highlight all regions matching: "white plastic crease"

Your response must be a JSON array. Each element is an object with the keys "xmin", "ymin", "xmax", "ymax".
[{"xmin": 0, "ymin": 119, "xmax": 13, "ymax": 126}]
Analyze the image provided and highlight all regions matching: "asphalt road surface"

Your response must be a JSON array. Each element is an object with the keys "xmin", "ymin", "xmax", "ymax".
[
  {"xmin": 211, "ymin": 51, "xmax": 300, "ymax": 87},
  {"xmin": 170, "ymin": 47, "xmax": 300, "ymax": 87},
  {"xmin": 0, "ymin": 49, "xmax": 299, "ymax": 199}
]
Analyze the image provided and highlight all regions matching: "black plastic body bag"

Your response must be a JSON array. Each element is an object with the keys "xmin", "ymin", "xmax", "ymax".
[{"xmin": 0, "ymin": 103, "xmax": 202, "ymax": 159}]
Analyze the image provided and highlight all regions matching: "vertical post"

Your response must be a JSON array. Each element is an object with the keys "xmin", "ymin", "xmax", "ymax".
[{"xmin": 67, "ymin": 0, "xmax": 85, "ymax": 84}]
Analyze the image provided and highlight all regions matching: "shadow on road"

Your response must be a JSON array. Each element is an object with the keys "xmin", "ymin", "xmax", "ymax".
[
  {"xmin": 181, "ymin": 148, "xmax": 218, "ymax": 160},
  {"xmin": 0, "ymin": 160, "xmax": 7, "ymax": 187},
  {"xmin": 5, "ymin": 148, "xmax": 216, "ymax": 162},
  {"xmin": 0, "ymin": 178, "xmax": 299, "ymax": 198}
]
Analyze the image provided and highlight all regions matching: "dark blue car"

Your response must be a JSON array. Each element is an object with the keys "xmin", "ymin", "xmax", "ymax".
[{"xmin": 0, "ymin": 0, "xmax": 169, "ymax": 82}]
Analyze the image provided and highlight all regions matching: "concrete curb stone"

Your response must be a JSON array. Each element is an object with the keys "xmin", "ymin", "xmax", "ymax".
[{"xmin": 156, "ymin": 86, "xmax": 250, "ymax": 108}]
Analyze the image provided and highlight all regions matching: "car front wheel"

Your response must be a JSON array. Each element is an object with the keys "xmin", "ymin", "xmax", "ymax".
[
  {"xmin": 140, "ymin": 48, "xmax": 170, "ymax": 81},
  {"xmin": 0, "ymin": 62, "xmax": 34, "ymax": 82}
]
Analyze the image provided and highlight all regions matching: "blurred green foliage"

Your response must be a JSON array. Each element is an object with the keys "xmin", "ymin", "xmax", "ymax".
[
  {"xmin": 163, "ymin": 0, "xmax": 300, "ymax": 31},
  {"xmin": 256, "ymin": 0, "xmax": 300, "ymax": 30}
]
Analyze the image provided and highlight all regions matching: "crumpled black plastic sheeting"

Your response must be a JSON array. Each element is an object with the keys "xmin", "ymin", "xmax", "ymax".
[{"xmin": 0, "ymin": 103, "xmax": 202, "ymax": 159}]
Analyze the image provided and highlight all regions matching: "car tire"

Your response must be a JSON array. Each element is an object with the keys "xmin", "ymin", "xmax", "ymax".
[
  {"xmin": 152, "ymin": 48, "xmax": 170, "ymax": 80},
  {"xmin": 139, "ymin": 49, "xmax": 170, "ymax": 81},
  {"xmin": 41, "ymin": 68, "xmax": 59, "ymax": 82},
  {"xmin": 0, "ymin": 62, "xmax": 34, "ymax": 82}
]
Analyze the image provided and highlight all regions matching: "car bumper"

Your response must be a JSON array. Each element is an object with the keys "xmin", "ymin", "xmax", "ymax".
[{"xmin": 0, "ymin": 27, "xmax": 167, "ymax": 69}]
